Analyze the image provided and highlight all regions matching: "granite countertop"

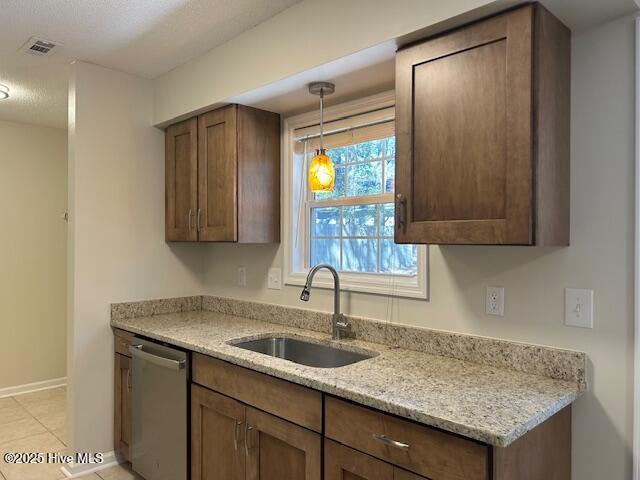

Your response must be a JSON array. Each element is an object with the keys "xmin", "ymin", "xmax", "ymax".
[{"xmin": 111, "ymin": 308, "xmax": 582, "ymax": 447}]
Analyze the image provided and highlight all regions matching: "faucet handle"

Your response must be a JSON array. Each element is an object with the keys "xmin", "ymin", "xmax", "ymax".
[{"xmin": 333, "ymin": 313, "xmax": 352, "ymax": 340}]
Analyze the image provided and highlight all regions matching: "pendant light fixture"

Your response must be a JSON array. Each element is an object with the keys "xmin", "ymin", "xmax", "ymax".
[{"xmin": 307, "ymin": 81, "xmax": 335, "ymax": 192}]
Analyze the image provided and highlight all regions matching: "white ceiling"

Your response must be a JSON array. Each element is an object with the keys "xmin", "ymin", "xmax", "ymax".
[
  {"xmin": 0, "ymin": 0, "xmax": 637, "ymax": 129},
  {"xmin": 0, "ymin": 0, "xmax": 300, "ymax": 128}
]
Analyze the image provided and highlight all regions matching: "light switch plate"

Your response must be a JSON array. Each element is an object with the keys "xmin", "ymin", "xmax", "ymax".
[
  {"xmin": 565, "ymin": 288, "xmax": 593, "ymax": 328},
  {"xmin": 486, "ymin": 286, "xmax": 504, "ymax": 316},
  {"xmin": 268, "ymin": 268, "xmax": 282, "ymax": 290}
]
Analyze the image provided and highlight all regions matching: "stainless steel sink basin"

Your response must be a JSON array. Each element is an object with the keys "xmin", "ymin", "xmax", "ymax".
[{"xmin": 231, "ymin": 336, "xmax": 375, "ymax": 368}]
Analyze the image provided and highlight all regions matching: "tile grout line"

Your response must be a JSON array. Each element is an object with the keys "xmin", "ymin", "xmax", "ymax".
[
  {"xmin": 0, "ymin": 396, "xmax": 46, "ymax": 446},
  {"xmin": 6, "ymin": 392, "xmax": 68, "ymax": 450}
]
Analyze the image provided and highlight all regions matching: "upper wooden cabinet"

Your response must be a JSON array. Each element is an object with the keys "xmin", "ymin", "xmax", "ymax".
[
  {"xmin": 166, "ymin": 118, "xmax": 198, "ymax": 242},
  {"xmin": 395, "ymin": 4, "xmax": 570, "ymax": 245},
  {"xmin": 165, "ymin": 104, "xmax": 280, "ymax": 243}
]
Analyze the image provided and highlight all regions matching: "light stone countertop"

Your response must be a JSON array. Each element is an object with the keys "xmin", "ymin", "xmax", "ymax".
[{"xmin": 111, "ymin": 308, "xmax": 582, "ymax": 447}]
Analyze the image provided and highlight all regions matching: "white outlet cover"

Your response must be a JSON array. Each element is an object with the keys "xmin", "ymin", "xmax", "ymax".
[
  {"xmin": 238, "ymin": 267, "xmax": 247, "ymax": 287},
  {"xmin": 268, "ymin": 267, "xmax": 282, "ymax": 290},
  {"xmin": 486, "ymin": 286, "xmax": 505, "ymax": 316},
  {"xmin": 565, "ymin": 288, "xmax": 593, "ymax": 328}
]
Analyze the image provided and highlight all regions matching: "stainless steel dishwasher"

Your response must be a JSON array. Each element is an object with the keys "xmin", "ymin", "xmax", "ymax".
[{"xmin": 129, "ymin": 338, "xmax": 188, "ymax": 480}]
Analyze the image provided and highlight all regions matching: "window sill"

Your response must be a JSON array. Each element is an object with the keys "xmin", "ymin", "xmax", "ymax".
[{"xmin": 285, "ymin": 267, "xmax": 428, "ymax": 300}]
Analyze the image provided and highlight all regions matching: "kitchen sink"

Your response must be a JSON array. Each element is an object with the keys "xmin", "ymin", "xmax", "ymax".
[{"xmin": 231, "ymin": 336, "xmax": 376, "ymax": 368}]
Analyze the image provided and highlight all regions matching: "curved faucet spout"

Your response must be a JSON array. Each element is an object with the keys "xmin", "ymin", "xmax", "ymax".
[{"xmin": 299, "ymin": 264, "xmax": 349, "ymax": 340}]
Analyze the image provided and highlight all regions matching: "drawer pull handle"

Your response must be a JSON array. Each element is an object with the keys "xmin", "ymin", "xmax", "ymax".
[{"xmin": 373, "ymin": 434, "xmax": 410, "ymax": 450}]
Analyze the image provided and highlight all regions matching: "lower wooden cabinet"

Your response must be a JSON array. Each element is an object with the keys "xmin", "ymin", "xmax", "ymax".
[
  {"xmin": 192, "ymin": 384, "xmax": 321, "ymax": 480},
  {"xmin": 325, "ymin": 396, "xmax": 488, "ymax": 480},
  {"xmin": 246, "ymin": 406, "xmax": 321, "ymax": 480},
  {"xmin": 114, "ymin": 353, "xmax": 132, "ymax": 462},
  {"xmin": 192, "ymin": 385, "xmax": 245, "ymax": 480},
  {"xmin": 325, "ymin": 439, "xmax": 425, "ymax": 480},
  {"xmin": 109, "ymin": 340, "xmax": 570, "ymax": 480}
]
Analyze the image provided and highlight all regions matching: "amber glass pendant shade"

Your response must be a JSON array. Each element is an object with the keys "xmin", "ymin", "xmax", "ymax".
[{"xmin": 309, "ymin": 149, "xmax": 335, "ymax": 192}]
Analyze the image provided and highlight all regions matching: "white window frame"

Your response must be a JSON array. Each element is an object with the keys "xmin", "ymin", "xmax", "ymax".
[{"xmin": 282, "ymin": 91, "xmax": 429, "ymax": 299}]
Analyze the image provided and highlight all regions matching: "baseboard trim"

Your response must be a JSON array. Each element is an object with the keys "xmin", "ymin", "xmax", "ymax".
[
  {"xmin": 0, "ymin": 377, "xmax": 67, "ymax": 398},
  {"xmin": 60, "ymin": 450, "xmax": 120, "ymax": 478}
]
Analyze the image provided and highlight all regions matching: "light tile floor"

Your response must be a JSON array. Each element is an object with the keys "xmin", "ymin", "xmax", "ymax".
[{"xmin": 0, "ymin": 387, "xmax": 141, "ymax": 479}]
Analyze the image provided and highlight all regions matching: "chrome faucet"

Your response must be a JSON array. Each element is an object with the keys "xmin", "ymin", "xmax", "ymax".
[{"xmin": 300, "ymin": 264, "xmax": 351, "ymax": 340}]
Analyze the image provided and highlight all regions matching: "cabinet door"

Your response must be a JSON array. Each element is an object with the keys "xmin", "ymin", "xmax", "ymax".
[
  {"xmin": 198, "ymin": 105, "xmax": 238, "ymax": 242},
  {"xmin": 393, "ymin": 469, "xmax": 427, "ymax": 480},
  {"xmin": 395, "ymin": 6, "xmax": 533, "ymax": 245},
  {"xmin": 192, "ymin": 385, "xmax": 246, "ymax": 480},
  {"xmin": 246, "ymin": 406, "xmax": 321, "ymax": 480},
  {"xmin": 325, "ymin": 439, "xmax": 393, "ymax": 480},
  {"xmin": 166, "ymin": 118, "xmax": 198, "ymax": 241},
  {"xmin": 114, "ymin": 353, "xmax": 131, "ymax": 461}
]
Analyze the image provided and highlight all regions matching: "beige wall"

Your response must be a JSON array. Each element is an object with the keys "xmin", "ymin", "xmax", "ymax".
[
  {"xmin": 197, "ymin": 15, "xmax": 636, "ymax": 479},
  {"xmin": 153, "ymin": 0, "xmax": 503, "ymax": 126},
  {"xmin": 67, "ymin": 61, "xmax": 205, "ymax": 453},
  {"xmin": 0, "ymin": 120, "xmax": 67, "ymax": 390}
]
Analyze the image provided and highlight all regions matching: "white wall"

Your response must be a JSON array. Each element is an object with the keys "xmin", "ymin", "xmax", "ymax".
[
  {"xmin": 0, "ymin": 120, "xmax": 67, "ymax": 390},
  {"xmin": 197, "ymin": 15, "xmax": 637, "ymax": 479},
  {"xmin": 67, "ymin": 61, "xmax": 205, "ymax": 453}
]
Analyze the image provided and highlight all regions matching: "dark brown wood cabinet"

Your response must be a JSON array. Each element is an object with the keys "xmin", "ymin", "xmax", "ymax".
[
  {"xmin": 113, "ymin": 329, "xmax": 134, "ymax": 462},
  {"xmin": 165, "ymin": 118, "xmax": 198, "ymax": 242},
  {"xmin": 191, "ymin": 384, "xmax": 246, "ymax": 480},
  {"xmin": 325, "ymin": 396, "xmax": 489, "ymax": 480},
  {"xmin": 246, "ymin": 406, "xmax": 321, "ymax": 480},
  {"xmin": 191, "ymin": 383, "xmax": 321, "ymax": 480},
  {"xmin": 325, "ymin": 439, "xmax": 426, "ymax": 480},
  {"xmin": 395, "ymin": 4, "xmax": 570, "ymax": 245},
  {"xmin": 165, "ymin": 104, "xmax": 280, "ymax": 243},
  {"xmin": 114, "ymin": 330, "xmax": 571, "ymax": 480}
]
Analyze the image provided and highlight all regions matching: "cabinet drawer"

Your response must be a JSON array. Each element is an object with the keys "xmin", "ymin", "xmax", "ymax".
[
  {"xmin": 325, "ymin": 396, "xmax": 489, "ymax": 480},
  {"xmin": 325, "ymin": 439, "xmax": 427, "ymax": 480},
  {"xmin": 113, "ymin": 329, "xmax": 134, "ymax": 357},
  {"xmin": 192, "ymin": 353, "xmax": 322, "ymax": 432}
]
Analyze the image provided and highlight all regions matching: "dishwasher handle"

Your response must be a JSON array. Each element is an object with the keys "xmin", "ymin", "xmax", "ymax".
[{"xmin": 129, "ymin": 344, "xmax": 186, "ymax": 371}]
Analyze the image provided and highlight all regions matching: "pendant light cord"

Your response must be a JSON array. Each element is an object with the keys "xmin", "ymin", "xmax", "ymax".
[{"xmin": 319, "ymin": 89, "xmax": 324, "ymax": 151}]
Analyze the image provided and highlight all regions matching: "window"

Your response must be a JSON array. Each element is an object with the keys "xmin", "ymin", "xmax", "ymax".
[
  {"xmin": 308, "ymin": 137, "xmax": 417, "ymax": 276},
  {"xmin": 284, "ymin": 92, "xmax": 428, "ymax": 299}
]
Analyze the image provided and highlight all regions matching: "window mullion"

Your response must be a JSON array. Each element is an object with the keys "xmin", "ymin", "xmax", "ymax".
[{"xmin": 339, "ymin": 206, "xmax": 344, "ymax": 270}]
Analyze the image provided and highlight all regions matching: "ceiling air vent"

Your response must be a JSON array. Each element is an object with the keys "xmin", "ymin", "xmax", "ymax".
[{"xmin": 20, "ymin": 36, "xmax": 60, "ymax": 56}]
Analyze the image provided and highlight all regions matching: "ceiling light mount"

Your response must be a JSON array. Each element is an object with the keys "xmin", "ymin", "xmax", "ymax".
[
  {"xmin": 308, "ymin": 81, "xmax": 335, "ymax": 96},
  {"xmin": 0, "ymin": 84, "xmax": 9, "ymax": 100}
]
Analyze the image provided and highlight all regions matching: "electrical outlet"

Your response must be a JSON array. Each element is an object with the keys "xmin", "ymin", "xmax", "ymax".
[
  {"xmin": 486, "ymin": 286, "xmax": 505, "ymax": 316},
  {"xmin": 238, "ymin": 266, "xmax": 246, "ymax": 287},
  {"xmin": 565, "ymin": 288, "xmax": 593, "ymax": 328},
  {"xmin": 268, "ymin": 268, "xmax": 282, "ymax": 290}
]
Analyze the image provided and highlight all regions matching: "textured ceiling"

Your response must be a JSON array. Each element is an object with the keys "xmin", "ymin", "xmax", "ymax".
[{"xmin": 0, "ymin": 0, "xmax": 300, "ymax": 128}]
